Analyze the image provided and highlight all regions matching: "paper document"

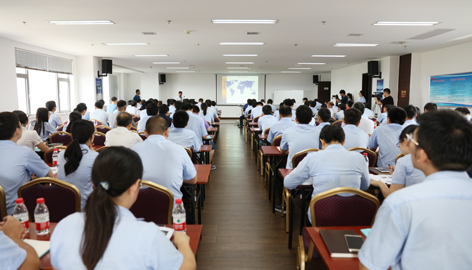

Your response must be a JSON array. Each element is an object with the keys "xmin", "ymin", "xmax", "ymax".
[
  {"xmin": 277, "ymin": 147, "xmax": 281, "ymax": 152},
  {"xmin": 51, "ymin": 167, "xmax": 58, "ymax": 175},
  {"xmin": 23, "ymin": 239, "xmax": 50, "ymax": 258},
  {"xmin": 371, "ymin": 175, "xmax": 392, "ymax": 184},
  {"xmin": 159, "ymin": 226, "xmax": 175, "ymax": 240}
]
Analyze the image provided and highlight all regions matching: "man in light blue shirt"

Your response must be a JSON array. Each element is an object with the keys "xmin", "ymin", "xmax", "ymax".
[
  {"xmin": 90, "ymin": 101, "xmax": 109, "ymax": 126},
  {"xmin": 402, "ymin": 104, "xmax": 419, "ymax": 130},
  {"xmin": 251, "ymin": 102, "xmax": 264, "ymax": 121},
  {"xmin": 267, "ymin": 99, "xmax": 276, "ymax": 113},
  {"xmin": 0, "ymin": 112, "xmax": 53, "ymax": 215},
  {"xmin": 183, "ymin": 104, "xmax": 207, "ymax": 145},
  {"xmin": 284, "ymin": 125, "xmax": 370, "ymax": 223},
  {"xmin": 168, "ymin": 111, "xmax": 201, "ymax": 152},
  {"xmin": 362, "ymin": 107, "xmax": 375, "ymax": 118},
  {"xmin": 46, "ymin": 100, "xmax": 62, "ymax": 129},
  {"xmin": 137, "ymin": 103, "xmax": 158, "ymax": 132},
  {"xmin": 309, "ymin": 101, "xmax": 318, "ymax": 115},
  {"xmin": 359, "ymin": 110, "xmax": 472, "ymax": 270},
  {"xmin": 258, "ymin": 105, "xmax": 278, "ymax": 133},
  {"xmin": 168, "ymin": 100, "xmax": 177, "ymax": 118},
  {"xmin": 368, "ymin": 107, "xmax": 406, "ymax": 167},
  {"xmin": 281, "ymin": 106, "xmax": 324, "ymax": 169},
  {"xmin": 342, "ymin": 108, "xmax": 369, "ymax": 150},
  {"xmin": 377, "ymin": 104, "xmax": 395, "ymax": 126},
  {"xmin": 267, "ymin": 106, "xmax": 296, "ymax": 144},
  {"xmin": 109, "ymin": 100, "xmax": 127, "ymax": 129},
  {"xmin": 132, "ymin": 116, "xmax": 197, "ymax": 200},
  {"xmin": 359, "ymin": 91, "xmax": 366, "ymax": 104},
  {"xmin": 244, "ymin": 100, "xmax": 255, "ymax": 117},
  {"xmin": 106, "ymin": 96, "xmax": 118, "ymax": 114}
]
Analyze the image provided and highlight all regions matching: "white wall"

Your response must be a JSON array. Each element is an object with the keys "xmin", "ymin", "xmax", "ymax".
[
  {"xmin": 125, "ymin": 73, "xmax": 141, "ymax": 100},
  {"xmin": 122, "ymin": 73, "xmax": 160, "ymax": 101},
  {"xmin": 265, "ymin": 74, "xmax": 320, "ymax": 102}
]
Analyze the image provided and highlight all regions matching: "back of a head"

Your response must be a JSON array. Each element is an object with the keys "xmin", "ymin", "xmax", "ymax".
[
  {"xmin": 146, "ymin": 116, "xmax": 169, "ymax": 135},
  {"xmin": 320, "ymin": 104, "xmax": 327, "ymax": 109},
  {"xmin": 0, "ymin": 112, "xmax": 20, "ymax": 140},
  {"xmin": 338, "ymin": 104, "xmax": 346, "ymax": 111},
  {"xmin": 117, "ymin": 100, "xmax": 127, "ymax": 109},
  {"xmin": 205, "ymin": 99, "xmax": 211, "ymax": 106},
  {"xmin": 388, "ymin": 107, "xmax": 407, "ymax": 125},
  {"xmin": 256, "ymin": 102, "xmax": 263, "ymax": 107},
  {"xmin": 347, "ymin": 100, "xmax": 353, "ymax": 108},
  {"xmin": 147, "ymin": 103, "xmax": 159, "ymax": 116},
  {"xmin": 267, "ymin": 99, "xmax": 273, "ymax": 104},
  {"xmin": 310, "ymin": 101, "xmax": 317, "ymax": 108},
  {"xmin": 399, "ymin": 124, "xmax": 418, "ymax": 142},
  {"xmin": 340, "ymin": 89, "xmax": 346, "ymax": 95},
  {"xmin": 64, "ymin": 120, "xmax": 95, "ymax": 176},
  {"xmin": 262, "ymin": 105, "xmax": 272, "ymax": 115},
  {"xmin": 283, "ymin": 99, "xmax": 294, "ymax": 107},
  {"xmin": 175, "ymin": 101, "xmax": 182, "ymax": 110},
  {"xmin": 95, "ymin": 101, "xmax": 104, "ymax": 109},
  {"xmin": 82, "ymin": 146, "xmax": 143, "ymax": 269},
  {"xmin": 111, "ymin": 97, "xmax": 117, "ymax": 102},
  {"xmin": 173, "ymin": 110, "xmax": 190, "ymax": 128},
  {"xmin": 12, "ymin": 110, "xmax": 28, "ymax": 126},
  {"xmin": 404, "ymin": 105, "xmax": 417, "ymax": 119},
  {"xmin": 424, "ymin": 102, "xmax": 438, "ymax": 113},
  {"xmin": 193, "ymin": 105, "xmax": 200, "ymax": 113},
  {"xmin": 251, "ymin": 101, "xmax": 257, "ymax": 107},
  {"xmin": 140, "ymin": 100, "xmax": 147, "ymax": 110},
  {"xmin": 320, "ymin": 125, "xmax": 345, "ymax": 144},
  {"xmin": 158, "ymin": 104, "xmax": 169, "ymax": 114},
  {"xmin": 317, "ymin": 108, "xmax": 331, "ymax": 122},
  {"xmin": 130, "ymin": 101, "xmax": 137, "ymax": 107},
  {"xmin": 34, "ymin": 108, "xmax": 49, "ymax": 135},
  {"xmin": 279, "ymin": 106, "xmax": 292, "ymax": 117},
  {"xmin": 46, "ymin": 100, "xmax": 56, "ymax": 111},
  {"xmin": 295, "ymin": 105, "xmax": 312, "ymax": 124},
  {"xmin": 455, "ymin": 107, "xmax": 470, "ymax": 116},
  {"xmin": 344, "ymin": 108, "xmax": 362, "ymax": 125},
  {"xmin": 66, "ymin": 112, "xmax": 82, "ymax": 133},
  {"xmin": 385, "ymin": 104, "xmax": 396, "ymax": 113},
  {"xmin": 201, "ymin": 103, "xmax": 208, "ymax": 115},
  {"xmin": 199, "ymin": 98, "xmax": 204, "ymax": 102},
  {"xmin": 76, "ymin": 103, "xmax": 87, "ymax": 113},
  {"xmin": 136, "ymin": 98, "xmax": 141, "ymax": 103},
  {"xmin": 416, "ymin": 110, "xmax": 472, "ymax": 171},
  {"xmin": 182, "ymin": 104, "xmax": 193, "ymax": 111},
  {"xmin": 116, "ymin": 112, "xmax": 132, "ymax": 127},
  {"xmin": 211, "ymin": 101, "xmax": 216, "ymax": 106},
  {"xmin": 246, "ymin": 98, "xmax": 251, "ymax": 104},
  {"xmin": 328, "ymin": 101, "xmax": 334, "ymax": 107}
]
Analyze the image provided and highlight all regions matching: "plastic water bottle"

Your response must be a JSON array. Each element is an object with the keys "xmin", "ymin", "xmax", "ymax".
[
  {"xmin": 34, "ymin": 198, "xmax": 50, "ymax": 235},
  {"xmin": 172, "ymin": 199, "xmax": 186, "ymax": 233},
  {"xmin": 363, "ymin": 153, "xmax": 370, "ymax": 169},
  {"xmin": 13, "ymin": 198, "xmax": 29, "ymax": 233},
  {"xmin": 52, "ymin": 148, "xmax": 59, "ymax": 167}
]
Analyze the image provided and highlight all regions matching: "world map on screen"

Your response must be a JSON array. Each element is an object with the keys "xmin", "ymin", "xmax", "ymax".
[{"xmin": 224, "ymin": 76, "xmax": 258, "ymax": 103}]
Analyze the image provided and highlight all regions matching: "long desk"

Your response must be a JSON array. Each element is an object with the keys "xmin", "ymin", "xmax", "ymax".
[
  {"xmin": 199, "ymin": 145, "xmax": 212, "ymax": 164},
  {"xmin": 260, "ymin": 146, "xmax": 287, "ymax": 204},
  {"xmin": 195, "ymin": 164, "xmax": 211, "ymax": 224},
  {"xmin": 26, "ymin": 223, "xmax": 202, "ymax": 270}
]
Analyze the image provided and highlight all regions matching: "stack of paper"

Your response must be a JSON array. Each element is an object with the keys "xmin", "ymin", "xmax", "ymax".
[
  {"xmin": 371, "ymin": 175, "xmax": 392, "ymax": 184},
  {"xmin": 23, "ymin": 239, "xmax": 50, "ymax": 258}
]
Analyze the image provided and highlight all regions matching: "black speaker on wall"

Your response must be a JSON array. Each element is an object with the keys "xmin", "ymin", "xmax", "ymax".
[
  {"xmin": 159, "ymin": 74, "xmax": 166, "ymax": 84},
  {"xmin": 102, "ymin": 59, "xmax": 112, "ymax": 74},
  {"xmin": 313, "ymin": 75, "xmax": 319, "ymax": 84},
  {"xmin": 368, "ymin": 61, "xmax": 379, "ymax": 76}
]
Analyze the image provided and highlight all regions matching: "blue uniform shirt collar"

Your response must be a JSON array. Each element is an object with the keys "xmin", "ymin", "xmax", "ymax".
[
  {"xmin": 146, "ymin": 134, "xmax": 167, "ymax": 142},
  {"xmin": 171, "ymin": 128, "xmax": 185, "ymax": 132},
  {"xmin": 280, "ymin": 117, "xmax": 292, "ymax": 122},
  {"xmin": 117, "ymin": 205, "xmax": 136, "ymax": 219},
  {"xmin": 0, "ymin": 140, "xmax": 18, "ymax": 147},
  {"xmin": 423, "ymin": 170, "xmax": 470, "ymax": 182},
  {"xmin": 324, "ymin": 144, "xmax": 346, "ymax": 151},
  {"xmin": 318, "ymin": 122, "xmax": 330, "ymax": 127}
]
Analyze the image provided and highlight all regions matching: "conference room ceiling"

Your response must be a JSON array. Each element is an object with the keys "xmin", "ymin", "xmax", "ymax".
[{"xmin": 1, "ymin": 0, "xmax": 471, "ymax": 74}]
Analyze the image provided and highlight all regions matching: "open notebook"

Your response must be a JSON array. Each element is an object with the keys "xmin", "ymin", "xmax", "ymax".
[
  {"xmin": 23, "ymin": 239, "xmax": 50, "ymax": 258},
  {"xmin": 371, "ymin": 175, "xmax": 392, "ymax": 185}
]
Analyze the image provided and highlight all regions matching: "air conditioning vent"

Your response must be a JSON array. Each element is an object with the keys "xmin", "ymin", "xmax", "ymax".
[
  {"xmin": 142, "ymin": 32, "xmax": 157, "ymax": 35},
  {"xmin": 408, "ymin": 29, "xmax": 454, "ymax": 40},
  {"xmin": 246, "ymin": 32, "xmax": 260, "ymax": 35}
]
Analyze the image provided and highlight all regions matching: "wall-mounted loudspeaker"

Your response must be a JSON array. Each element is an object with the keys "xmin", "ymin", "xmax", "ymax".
[
  {"xmin": 313, "ymin": 75, "xmax": 319, "ymax": 84},
  {"xmin": 102, "ymin": 59, "xmax": 112, "ymax": 74},
  {"xmin": 368, "ymin": 61, "xmax": 379, "ymax": 76},
  {"xmin": 159, "ymin": 74, "xmax": 166, "ymax": 84}
]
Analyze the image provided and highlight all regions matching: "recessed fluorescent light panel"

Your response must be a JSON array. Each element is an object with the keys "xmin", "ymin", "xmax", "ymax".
[
  {"xmin": 298, "ymin": 63, "xmax": 326, "ymax": 65},
  {"xmin": 374, "ymin": 21, "xmax": 439, "ymax": 26},
  {"xmin": 166, "ymin": 67, "xmax": 189, "ymax": 69},
  {"xmin": 135, "ymin": 55, "xmax": 168, "ymax": 57},
  {"xmin": 228, "ymin": 71, "xmax": 249, "ymax": 73},
  {"xmin": 311, "ymin": 55, "xmax": 346, "ymax": 58},
  {"xmin": 225, "ymin": 62, "xmax": 254, "ymax": 64},
  {"xmin": 212, "ymin": 19, "xmax": 277, "ymax": 24},
  {"xmin": 103, "ymin": 43, "xmax": 149, "ymax": 46},
  {"xmin": 176, "ymin": 71, "xmax": 195, "ymax": 73},
  {"xmin": 223, "ymin": 54, "xmax": 258, "ymax": 57},
  {"xmin": 281, "ymin": 71, "xmax": 301, "ymax": 73},
  {"xmin": 152, "ymin": 62, "xmax": 180, "ymax": 64},
  {"xmin": 227, "ymin": 67, "xmax": 251, "ymax": 69},
  {"xmin": 219, "ymin": 42, "xmax": 265, "ymax": 45},
  {"xmin": 334, "ymin": 43, "xmax": 378, "ymax": 47},
  {"xmin": 49, "ymin": 20, "xmax": 115, "ymax": 25},
  {"xmin": 288, "ymin": 68, "xmax": 311, "ymax": 70}
]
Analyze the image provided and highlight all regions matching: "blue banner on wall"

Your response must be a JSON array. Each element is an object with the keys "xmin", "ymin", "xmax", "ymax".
[
  {"xmin": 430, "ymin": 72, "xmax": 472, "ymax": 107},
  {"xmin": 376, "ymin": 79, "xmax": 384, "ymax": 94},
  {"xmin": 96, "ymin": 78, "xmax": 103, "ymax": 101}
]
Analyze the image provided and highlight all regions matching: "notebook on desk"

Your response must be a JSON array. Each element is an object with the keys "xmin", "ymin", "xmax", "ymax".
[
  {"xmin": 375, "ymin": 167, "xmax": 391, "ymax": 173},
  {"xmin": 320, "ymin": 229, "xmax": 359, "ymax": 258},
  {"xmin": 23, "ymin": 239, "xmax": 50, "ymax": 258}
]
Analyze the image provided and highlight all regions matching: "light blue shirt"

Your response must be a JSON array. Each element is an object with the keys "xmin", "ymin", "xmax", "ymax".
[
  {"xmin": 0, "ymin": 141, "xmax": 50, "ymax": 215},
  {"xmin": 281, "ymin": 124, "xmax": 322, "ymax": 169},
  {"xmin": 0, "ymin": 231, "xmax": 26, "ymax": 270},
  {"xmin": 335, "ymin": 110, "xmax": 344, "ymax": 120},
  {"xmin": 186, "ymin": 111, "xmax": 207, "ymax": 145},
  {"xmin": 269, "ymin": 104, "xmax": 276, "ymax": 112},
  {"xmin": 251, "ymin": 106, "xmax": 263, "ymax": 120},
  {"xmin": 51, "ymin": 206, "xmax": 183, "ymax": 270},
  {"xmin": 106, "ymin": 103, "xmax": 117, "ymax": 114},
  {"xmin": 392, "ymin": 154, "xmax": 425, "ymax": 187},
  {"xmin": 342, "ymin": 124, "xmax": 369, "ymax": 150},
  {"xmin": 267, "ymin": 118, "xmax": 296, "ymax": 143},
  {"xmin": 310, "ymin": 107, "xmax": 318, "ymax": 115},
  {"xmin": 315, "ymin": 102, "xmax": 322, "ymax": 110},
  {"xmin": 368, "ymin": 123, "xmax": 402, "ymax": 167},
  {"xmin": 273, "ymin": 110, "xmax": 280, "ymax": 120},
  {"xmin": 258, "ymin": 115, "xmax": 278, "ymax": 133},
  {"xmin": 199, "ymin": 110, "xmax": 214, "ymax": 124},
  {"xmin": 284, "ymin": 144, "xmax": 370, "ymax": 222},
  {"xmin": 137, "ymin": 115, "xmax": 152, "ymax": 132},
  {"xmin": 90, "ymin": 109, "xmax": 109, "ymax": 126},
  {"xmin": 360, "ymin": 96, "xmax": 367, "ymax": 103},
  {"xmin": 363, "ymin": 108, "xmax": 375, "ymax": 118},
  {"xmin": 359, "ymin": 171, "xmax": 472, "ymax": 270},
  {"xmin": 29, "ymin": 121, "xmax": 56, "ymax": 142},
  {"xmin": 49, "ymin": 111, "xmax": 62, "ymax": 129},
  {"xmin": 168, "ymin": 128, "xmax": 201, "ymax": 152},
  {"xmin": 402, "ymin": 119, "xmax": 418, "ymax": 130},
  {"xmin": 140, "ymin": 109, "xmax": 148, "ymax": 119},
  {"xmin": 244, "ymin": 106, "xmax": 253, "ymax": 117},
  {"xmin": 131, "ymin": 135, "xmax": 196, "ymax": 200},
  {"xmin": 377, "ymin": 112, "xmax": 388, "ymax": 125},
  {"xmin": 82, "ymin": 111, "xmax": 90, "ymax": 120},
  {"xmin": 169, "ymin": 105, "xmax": 176, "ymax": 118},
  {"xmin": 57, "ymin": 144, "xmax": 98, "ymax": 209}
]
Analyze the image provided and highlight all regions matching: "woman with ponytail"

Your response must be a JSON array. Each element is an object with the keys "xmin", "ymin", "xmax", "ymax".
[
  {"xmin": 199, "ymin": 103, "xmax": 213, "ymax": 124},
  {"xmin": 50, "ymin": 147, "xmax": 196, "ymax": 270},
  {"xmin": 57, "ymin": 120, "xmax": 98, "ymax": 209},
  {"xmin": 29, "ymin": 107, "xmax": 56, "ymax": 142},
  {"xmin": 64, "ymin": 111, "xmax": 82, "ymax": 133}
]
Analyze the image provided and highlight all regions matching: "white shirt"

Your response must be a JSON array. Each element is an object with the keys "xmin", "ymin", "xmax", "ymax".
[
  {"xmin": 137, "ymin": 115, "xmax": 152, "ymax": 133},
  {"xmin": 258, "ymin": 115, "xmax": 278, "ymax": 133},
  {"xmin": 251, "ymin": 106, "xmax": 263, "ymax": 120},
  {"xmin": 125, "ymin": 106, "xmax": 138, "ymax": 116},
  {"xmin": 176, "ymin": 95, "xmax": 183, "ymax": 101},
  {"xmin": 140, "ymin": 109, "xmax": 148, "ymax": 119},
  {"xmin": 108, "ymin": 110, "xmax": 122, "ymax": 129},
  {"xmin": 335, "ymin": 110, "xmax": 344, "ymax": 120},
  {"xmin": 17, "ymin": 126, "xmax": 42, "ymax": 150},
  {"xmin": 49, "ymin": 111, "xmax": 62, "ymax": 129},
  {"xmin": 169, "ymin": 105, "xmax": 176, "ymax": 118},
  {"xmin": 51, "ymin": 206, "xmax": 183, "ymax": 270},
  {"xmin": 280, "ymin": 124, "xmax": 324, "ymax": 169},
  {"xmin": 90, "ymin": 109, "xmax": 109, "ymax": 126},
  {"xmin": 185, "ymin": 111, "xmax": 207, "ymax": 145},
  {"xmin": 358, "ymin": 116, "xmax": 375, "ymax": 135},
  {"xmin": 105, "ymin": 127, "xmax": 142, "ymax": 148},
  {"xmin": 363, "ymin": 108, "xmax": 375, "ymax": 118},
  {"xmin": 168, "ymin": 128, "xmax": 201, "ymax": 152},
  {"xmin": 342, "ymin": 124, "xmax": 369, "ymax": 150},
  {"xmin": 208, "ymin": 106, "xmax": 219, "ymax": 120}
]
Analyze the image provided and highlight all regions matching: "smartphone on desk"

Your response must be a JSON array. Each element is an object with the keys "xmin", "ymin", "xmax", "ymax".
[{"xmin": 344, "ymin": 234, "xmax": 364, "ymax": 252}]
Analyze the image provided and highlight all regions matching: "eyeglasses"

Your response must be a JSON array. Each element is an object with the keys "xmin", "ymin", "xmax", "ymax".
[{"xmin": 406, "ymin": 133, "xmax": 420, "ymax": 147}]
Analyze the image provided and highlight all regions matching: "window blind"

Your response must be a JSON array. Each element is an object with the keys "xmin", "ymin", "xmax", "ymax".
[{"xmin": 15, "ymin": 48, "xmax": 73, "ymax": 74}]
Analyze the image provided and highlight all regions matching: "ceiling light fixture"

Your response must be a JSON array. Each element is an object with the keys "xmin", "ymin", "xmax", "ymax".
[
  {"xmin": 103, "ymin": 42, "xmax": 149, "ymax": 46},
  {"xmin": 223, "ymin": 54, "xmax": 258, "ymax": 57},
  {"xmin": 334, "ymin": 43, "xmax": 378, "ymax": 47},
  {"xmin": 373, "ymin": 21, "xmax": 439, "ymax": 26},
  {"xmin": 298, "ymin": 63, "xmax": 326, "ymax": 65},
  {"xmin": 176, "ymin": 71, "xmax": 195, "ymax": 73},
  {"xmin": 219, "ymin": 42, "xmax": 265, "ymax": 45},
  {"xmin": 228, "ymin": 71, "xmax": 249, "ymax": 73},
  {"xmin": 311, "ymin": 55, "xmax": 346, "ymax": 58},
  {"xmin": 212, "ymin": 19, "xmax": 277, "ymax": 24},
  {"xmin": 288, "ymin": 68, "xmax": 311, "ymax": 70},
  {"xmin": 135, "ymin": 55, "xmax": 168, "ymax": 57},
  {"xmin": 225, "ymin": 62, "xmax": 254, "ymax": 64},
  {"xmin": 227, "ymin": 67, "xmax": 251, "ymax": 69},
  {"xmin": 152, "ymin": 62, "xmax": 180, "ymax": 64},
  {"xmin": 281, "ymin": 71, "xmax": 301, "ymax": 73},
  {"xmin": 49, "ymin": 20, "xmax": 115, "ymax": 25},
  {"xmin": 166, "ymin": 67, "xmax": 189, "ymax": 69}
]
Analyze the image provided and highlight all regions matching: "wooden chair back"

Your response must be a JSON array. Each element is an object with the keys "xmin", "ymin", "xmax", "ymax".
[
  {"xmin": 49, "ymin": 131, "xmax": 73, "ymax": 146},
  {"xmin": 129, "ymin": 181, "xmax": 174, "ymax": 225},
  {"xmin": 292, "ymin": 148, "xmax": 319, "ymax": 168},
  {"xmin": 93, "ymin": 132, "xmax": 106, "ymax": 146},
  {"xmin": 0, "ymin": 185, "xmax": 7, "ymax": 219},
  {"xmin": 271, "ymin": 135, "xmax": 283, "ymax": 146},
  {"xmin": 44, "ymin": 146, "xmax": 67, "ymax": 163},
  {"xmin": 90, "ymin": 119, "xmax": 103, "ymax": 126},
  {"xmin": 347, "ymin": 147, "xmax": 378, "ymax": 167}
]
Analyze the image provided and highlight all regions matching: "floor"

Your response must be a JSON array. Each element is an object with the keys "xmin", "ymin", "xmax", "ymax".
[{"xmin": 197, "ymin": 120, "xmax": 328, "ymax": 270}]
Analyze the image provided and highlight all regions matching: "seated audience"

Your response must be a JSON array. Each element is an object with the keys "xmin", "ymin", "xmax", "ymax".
[
  {"xmin": 182, "ymin": 104, "xmax": 209, "ymax": 145},
  {"xmin": 132, "ymin": 116, "xmax": 197, "ymax": 201},
  {"xmin": 403, "ymin": 104, "xmax": 419, "ymax": 129},
  {"xmin": 0, "ymin": 112, "xmax": 53, "ymax": 215},
  {"xmin": 267, "ymin": 99, "xmax": 276, "ymax": 113},
  {"xmin": 193, "ymin": 106, "xmax": 209, "ymax": 130},
  {"xmin": 283, "ymin": 99, "xmax": 297, "ymax": 121},
  {"xmin": 158, "ymin": 104, "xmax": 172, "ymax": 127},
  {"xmin": 168, "ymin": 99, "xmax": 177, "ymax": 118},
  {"xmin": 335, "ymin": 104, "xmax": 346, "ymax": 120},
  {"xmin": 105, "ymin": 113, "xmax": 142, "ymax": 148},
  {"xmin": 455, "ymin": 107, "xmax": 471, "ymax": 121},
  {"xmin": 359, "ymin": 91, "xmax": 366, "ymax": 103},
  {"xmin": 423, "ymin": 102, "xmax": 437, "ymax": 113},
  {"xmin": 106, "ymin": 97, "xmax": 118, "ymax": 114},
  {"xmin": 273, "ymin": 102, "xmax": 284, "ymax": 119},
  {"xmin": 29, "ymin": 107, "xmax": 56, "ymax": 142},
  {"xmin": 64, "ymin": 111, "xmax": 82, "ymax": 133},
  {"xmin": 267, "ymin": 106, "xmax": 296, "ymax": 144},
  {"xmin": 51, "ymin": 147, "xmax": 196, "ymax": 269},
  {"xmin": 109, "ymin": 100, "xmax": 127, "ymax": 129},
  {"xmin": 199, "ymin": 103, "xmax": 214, "ymax": 124},
  {"xmin": 137, "ymin": 103, "xmax": 158, "ymax": 132},
  {"xmin": 251, "ymin": 102, "xmax": 264, "ymax": 121},
  {"xmin": 309, "ymin": 101, "xmax": 318, "ymax": 115},
  {"xmin": 46, "ymin": 101, "xmax": 62, "ymax": 129},
  {"xmin": 359, "ymin": 110, "xmax": 472, "ymax": 270},
  {"xmin": 284, "ymin": 125, "xmax": 370, "ymax": 222},
  {"xmin": 125, "ymin": 101, "xmax": 139, "ymax": 116},
  {"xmin": 12, "ymin": 110, "xmax": 48, "ymax": 152},
  {"xmin": 139, "ymin": 100, "xmax": 148, "ymax": 119},
  {"xmin": 57, "ymin": 120, "xmax": 98, "ymax": 209},
  {"xmin": 377, "ymin": 104, "xmax": 394, "ymax": 126},
  {"xmin": 258, "ymin": 105, "xmax": 278, "ymax": 133},
  {"xmin": 74, "ymin": 103, "xmax": 88, "ymax": 120},
  {"xmin": 90, "ymin": 101, "xmax": 109, "ymax": 126},
  {"xmin": 168, "ymin": 111, "xmax": 201, "ymax": 152},
  {"xmin": 352, "ymin": 102, "xmax": 374, "ymax": 135},
  {"xmin": 368, "ymin": 107, "xmax": 407, "ymax": 167},
  {"xmin": 314, "ymin": 108, "xmax": 331, "ymax": 131},
  {"xmin": 342, "ymin": 108, "xmax": 369, "ymax": 150}
]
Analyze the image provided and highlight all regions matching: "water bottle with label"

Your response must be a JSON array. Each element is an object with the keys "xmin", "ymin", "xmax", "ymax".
[
  {"xmin": 13, "ymin": 198, "xmax": 30, "ymax": 233},
  {"xmin": 52, "ymin": 148, "xmax": 59, "ymax": 168},
  {"xmin": 172, "ymin": 199, "xmax": 186, "ymax": 233},
  {"xmin": 363, "ymin": 153, "xmax": 370, "ymax": 170},
  {"xmin": 34, "ymin": 198, "xmax": 50, "ymax": 235}
]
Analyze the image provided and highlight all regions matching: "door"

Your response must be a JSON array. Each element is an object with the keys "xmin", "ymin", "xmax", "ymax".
[
  {"xmin": 362, "ymin": 73, "xmax": 373, "ymax": 109},
  {"xmin": 317, "ymin": 81, "xmax": 331, "ymax": 103}
]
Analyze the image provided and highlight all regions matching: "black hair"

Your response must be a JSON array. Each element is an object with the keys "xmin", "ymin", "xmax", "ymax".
[
  {"xmin": 339, "ymin": 90, "xmax": 346, "ymax": 95},
  {"xmin": 283, "ymin": 99, "xmax": 294, "ymax": 107},
  {"xmin": 75, "ymin": 103, "xmax": 87, "ymax": 114},
  {"xmin": 82, "ymin": 147, "xmax": 143, "ymax": 270},
  {"xmin": 34, "ymin": 108, "xmax": 49, "ymax": 137},
  {"xmin": 383, "ymin": 88, "xmax": 391, "ymax": 94},
  {"xmin": 292, "ymin": 99, "xmax": 296, "ymax": 103},
  {"xmin": 12, "ymin": 110, "xmax": 28, "ymax": 126},
  {"xmin": 46, "ymin": 101, "xmax": 56, "ymax": 111},
  {"xmin": 404, "ymin": 105, "xmax": 417, "ymax": 119},
  {"xmin": 302, "ymin": 97, "xmax": 308, "ymax": 101},
  {"xmin": 173, "ymin": 110, "xmax": 190, "ymax": 128},
  {"xmin": 0, "ymin": 112, "xmax": 20, "ymax": 140},
  {"xmin": 320, "ymin": 104, "xmax": 327, "ymax": 109},
  {"xmin": 256, "ymin": 102, "xmax": 263, "ymax": 106},
  {"xmin": 201, "ymin": 103, "xmax": 208, "ymax": 116},
  {"xmin": 175, "ymin": 101, "xmax": 182, "ymax": 110},
  {"xmin": 388, "ymin": 107, "xmax": 407, "ymax": 125},
  {"xmin": 139, "ymin": 100, "xmax": 147, "ymax": 111},
  {"xmin": 64, "ymin": 120, "xmax": 95, "ymax": 176},
  {"xmin": 279, "ymin": 106, "xmax": 292, "ymax": 117},
  {"xmin": 193, "ymin": 105, "xmax": 200, "ymax": 113},
  {"xmin": 117, "ymin": 100, "xmax": 127, "ymax": 109},
  {"xmin": 136, "ymin": 98, "xmax": 141, "ymax": 103},
  {"xmin": 158, "ymin": 104, "xmax": 169, "ymax": 114},
  {"xmin": 320, "ymin": 125, "xmax": 345, "ymax": 144},
  {"xmin": 267, "ymin": 99, "xmax": 273, "ymax": 104},
  {"xmin": 347, "ymin": 100, "xmax": 353, "ymax": 108},
  {"xmin": 146, "ymin": 116, "xmax": 169, "ymax": 134},
  {"xmin": 111, "ymin": 97, "xmax": 117, "ymax": 102},
  {"xmin": 116, "ymin": 112, "xmax": 132, "ymax": 127},
  {"xmin": 128, "ymin": 100, "xmax": 132, "ymax": 105},
  {"xmin": 310, "ymin": 101, "xmax": 317, "ymax": 108},
  {"xmin": 146, "ymin": 103, "xmax": 159, "ymax": 116},
  {"xmin": 295, "ymin": 105, "xmax": 312, "ymax": 124},
  {"xmin": 66, "ymin": 112, "xmax": 82, "ymax": 133},
  {"xmin": 317, "ymin": 108, "xmax": 331, "ymax": 122},
  {"xmin": 344, "ymin": 108, "xmax": 362, "ymax": 125},
  {"xmin": 415, "ymin": 110, "xmax": 472, "ymax": 171},
  {"xmin": 182, "ymin": 104, "xmax": 193, "ymax": 111},
  {"xmin": 347, "ymin": 93, "xmax": 353, "ymax": 100},
  {"xmin": 338, "ymin": 104, "xmax": 346, "ymax": 111},
  {"xmin": 385, "ymin": 104, "xmax": 395, "ymax": 113},
  {"xmin": 205, "ymin": 99, "xmax": 212, "ymax": 106},
  {"xmin": 178, "ymin": 91, "xmax": 182, "ymax": 94},
  {"xmin": 130, "ymin": 101, "xmax": 137, "ymax": 107},
  {"xmin": 262, "ymin": 105, "xmax": 272, "ymax": 115},
  {"xmin": 359, "ymin": 91, "xmax": 364, "ymax": 96},
  {"xmin": 136, "ymin": 89, "xmax": 140, "ymax": 93},
  {"xmin": 399, "ymin": 124, "xmax": 418, "ymax": 143},
  {"xmin": 455, "ymin": 107, "xmax": 470, "ymax": 116},
  {"xmin": 95, "ymin": 101, "xmax": 104, "ymax": 109},
  {"xmin": 211, "ymin": 101, "xmax": 216, "ymax": 106},
  {"xmin": 251, "ymin": 101, "xmax": 258, "ymax": 107}
]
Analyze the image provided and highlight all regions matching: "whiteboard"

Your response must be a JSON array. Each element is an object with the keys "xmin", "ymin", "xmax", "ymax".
[{"xmin": 273, "ymin": 90, "xmax": 304, "ymax": 105}]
